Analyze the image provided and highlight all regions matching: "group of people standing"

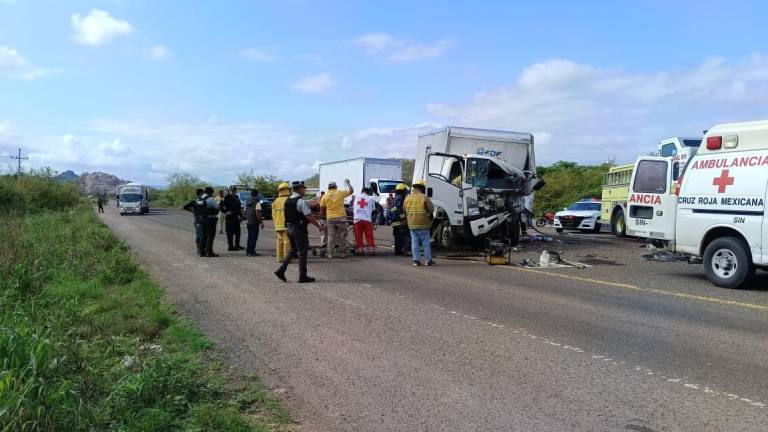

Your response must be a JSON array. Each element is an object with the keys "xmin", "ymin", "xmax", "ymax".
[
  {"xmin": 183, "ymin": 178, "xmax": 437, "ymax": 283},
  {"xmin": 184, "ymin": 186, "xmax": 264, "ymax": 258}
]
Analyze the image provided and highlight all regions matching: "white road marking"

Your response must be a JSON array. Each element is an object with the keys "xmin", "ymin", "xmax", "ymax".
[{"xmin": 425, "ymin": 301, "xmax": 766, "ymax": 410}]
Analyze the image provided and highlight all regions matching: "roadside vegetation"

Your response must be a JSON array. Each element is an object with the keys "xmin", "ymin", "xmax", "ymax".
[
  {"xmin": 0, "ymin": 174, "xmax": 293, "ymax": 431},
  {"xmin": 534, "ymin": 161, "xmax": 611, "ymax": 214}
]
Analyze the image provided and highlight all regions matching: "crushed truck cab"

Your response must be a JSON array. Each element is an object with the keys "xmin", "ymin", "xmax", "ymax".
[
  {"xmin": 628, "ymin": 120, "xmax": 768, "ymax": 288},
  {"xmin": 414, "ymin": 127, "xmax": 543, "ymax": 247}
]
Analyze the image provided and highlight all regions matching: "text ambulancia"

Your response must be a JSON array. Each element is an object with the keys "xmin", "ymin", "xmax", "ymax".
[{"xmin": 627, "ymin": 120, "xmax": 768, "ymax": 289}]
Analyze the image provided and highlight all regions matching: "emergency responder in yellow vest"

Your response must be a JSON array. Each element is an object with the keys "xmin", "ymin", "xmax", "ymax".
[
  {"xmin": 404, "ymin": 180, "xmax": 435, "ymax": 266},
  {"xmin": 390, "ymin": 182, "xmax": 411, "ymax": 255},
  {"xmin": 272, "ymin": 182, "xmax": 292, "ymax": 262}
]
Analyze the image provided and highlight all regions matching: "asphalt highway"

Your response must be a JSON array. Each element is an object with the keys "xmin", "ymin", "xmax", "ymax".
[{"xmin": 99, "ymin": 207, "xmax": 768, "ymax": 431}]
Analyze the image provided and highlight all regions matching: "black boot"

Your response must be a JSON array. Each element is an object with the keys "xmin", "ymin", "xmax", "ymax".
[{"xmin": 298, "ymin": 276, "xmax": 316, "ymax": 283}]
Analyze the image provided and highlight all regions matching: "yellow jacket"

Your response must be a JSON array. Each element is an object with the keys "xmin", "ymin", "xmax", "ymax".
[
  {"xmin": 271, "ymin": 190, "xmax": 291, "ymax": 231},
  {"xmin": 403, "ymin": 191, "xmax": 434, "ymax": 230}
]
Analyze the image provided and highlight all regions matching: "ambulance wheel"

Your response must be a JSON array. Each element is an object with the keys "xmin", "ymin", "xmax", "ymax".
[
  {"xmin": 555, "ymin": 228, "xmax": 564, "ymax": 233},
  {"xmin": 703, "ymin": 237, "xmax": 754, "ymax": 289},
  {"xmin": 611, "ymin": 209, "xmax": 627, "ymax": 237}
]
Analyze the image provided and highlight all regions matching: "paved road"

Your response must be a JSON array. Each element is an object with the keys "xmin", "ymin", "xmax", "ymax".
[{"xmin": 99, "ymin": 207, "xmax": 768, "ymax": 432}]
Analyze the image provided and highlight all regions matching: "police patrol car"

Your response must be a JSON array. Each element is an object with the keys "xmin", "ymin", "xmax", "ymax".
[
  {"xmin": 554, "ymin": 199, "xmax": 602, "ymax": 233},
  {"xmin": 627, "ymin": 120, "xmax": 768, "ymax": 288}
]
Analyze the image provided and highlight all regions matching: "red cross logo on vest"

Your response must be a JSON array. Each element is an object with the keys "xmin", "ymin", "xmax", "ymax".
[
  {"xmin": 357, "ymin": 197, "xmax": 368, "ymax": 208},
  {"xmin": 712, "ymin": 169, "xmax": 735, "ymax": 193}
]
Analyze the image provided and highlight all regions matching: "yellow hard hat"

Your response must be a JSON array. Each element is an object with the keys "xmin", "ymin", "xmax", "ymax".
[
  {"xmin": 395, "ymin": 183, "xmax": 407, "ymax": 191},
  {"xmin": 413, "ymin": 179, "xmax": 427, "ymax": 187},
  {"xmin": 278, "ymin": 182, "xmax": 290, "ymax": 190}
]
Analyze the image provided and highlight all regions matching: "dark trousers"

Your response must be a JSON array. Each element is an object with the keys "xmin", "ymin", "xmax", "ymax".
[
  {"xmin": 200, "ymin": 218, "xmax": 217, "ymax": 256},
  {"xmin": 246, "ymin": 224, "xmax": 259, "ymax": 255},
  {"xmin": 393, "ymin": 225, "xmax": 411, "ymax": 255},
  {"xmin": 277, "ymin": 224, "xmax": 309, "ymax": 279},
  {"xmin": 98, "ymin": 203, "xmax": 104, "ymax": 213},
  {"xmin": 194, "ymin": 222, "xmax": 202, "ymax": 250},
  {"xmin": 225, "ymin": 216, "xmax": 241, "ymax": 247}
]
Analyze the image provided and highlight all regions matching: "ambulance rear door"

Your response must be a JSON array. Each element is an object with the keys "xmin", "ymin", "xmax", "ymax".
[{"xmin": 627, "ymin": 156, "xmax": 677, "ymax": 241}]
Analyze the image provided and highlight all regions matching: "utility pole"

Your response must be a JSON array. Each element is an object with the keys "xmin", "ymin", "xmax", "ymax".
[{"xmin": 10, "ymin": 148, "xmax": 29, "ymax": 175}]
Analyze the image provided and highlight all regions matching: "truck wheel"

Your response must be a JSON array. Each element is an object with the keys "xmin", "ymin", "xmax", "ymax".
[
  {"xmin": 434, "ymin": 219, "xmax": 454, "ymax": 249},
  {"xmin": 611, "ymin": 209, "xmax": 627, "ymax": 237},
  {"xmin": 509, "ymin": 214, "xmax": 521, "ymax": 246},
  {"xmin": 555, "ymin": 228, "xmax": 563, "ymax": 233},
  {"xmin": 703, "ymin": 237, "xmax": 754, "ymax": 289}
]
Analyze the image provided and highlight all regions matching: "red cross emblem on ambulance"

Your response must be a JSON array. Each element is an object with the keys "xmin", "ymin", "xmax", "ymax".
[{"xmin": 712, "ymin": 169, "xmax": 735, "ymax": 193}]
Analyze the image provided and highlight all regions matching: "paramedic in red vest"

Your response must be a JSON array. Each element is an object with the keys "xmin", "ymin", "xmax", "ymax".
[
  {"xmin": 351, "ymin": 187, "xmax": 377, "ymax": 255},
  {"xmin": 274, "ymin": 181, "xmax": 324, "ymax": 283}
]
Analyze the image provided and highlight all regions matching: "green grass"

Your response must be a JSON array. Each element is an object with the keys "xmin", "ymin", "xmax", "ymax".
[{"xmin": 0, "ymin": 207, "xmax": 294, "ymax": 431}]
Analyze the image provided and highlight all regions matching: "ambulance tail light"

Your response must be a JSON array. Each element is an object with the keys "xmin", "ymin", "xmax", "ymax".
[
  {"xmin": 723, "ymin": 135, "xmax": 739, "ymax": 149},
  {"xmin": 706, "ymin": 136, "xmax": 722, "ymax": 150}
]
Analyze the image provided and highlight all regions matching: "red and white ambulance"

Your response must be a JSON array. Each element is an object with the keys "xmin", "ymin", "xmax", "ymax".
[{"xmin": 627, "ymin": 120, "xmax": 768, "ymax": 288}]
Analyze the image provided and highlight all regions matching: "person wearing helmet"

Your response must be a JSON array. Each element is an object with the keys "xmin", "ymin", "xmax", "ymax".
[
  {"xmin": 404, "ymin": 180, "xmax": 435, "ymax": 266},
  {"xmin": 272, "ymin": 182, "xmax": 292, "ymax": 262},
  {"xmin": 390, "ymin": 182, "xmax": 411, "ymax": 256}
]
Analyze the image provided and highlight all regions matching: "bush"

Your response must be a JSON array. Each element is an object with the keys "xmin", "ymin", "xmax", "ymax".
[
  {"xmin": 0, "ymin": 174, "xmax": 80, "ymax": 214},
  {"xmin": 534, "ymin": 161, "xmax": 610, "ymax": 214}
]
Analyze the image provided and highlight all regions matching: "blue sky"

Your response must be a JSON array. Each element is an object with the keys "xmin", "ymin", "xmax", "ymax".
[{"xmin": 1, "ymin": 0, "xmax": 768, "ymax": 184}]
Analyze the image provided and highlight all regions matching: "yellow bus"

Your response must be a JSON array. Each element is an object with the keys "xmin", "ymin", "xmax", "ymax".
[{"xmin": 601, "ymin": 163, "xmax": 634, "ymax": 237}]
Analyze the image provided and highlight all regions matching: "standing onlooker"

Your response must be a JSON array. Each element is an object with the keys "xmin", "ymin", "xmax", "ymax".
[
  {"xmin": 404, "ymin": 180, "xmax": 435, "ymax": 266},
  {"xmin": 272, "ymin": 182, "xmax": 292, "ymax": 262},
  {"xmin": 215, "ymin": 190, "xmax": 225, "ymax": 234},
  {"xmin": 351, "ymin": 187, "xmax": 377, "ymax": 255},
  {"xmin": 320, "ymin": 179, "xmax": 353, "ymax": 258},
  {"xmin": 244, "ymin": 189, "xmax": 264, "ymax": 256},
  {"xmin": 384, "ymin": 192, "xmax": 394, "ymax": 224},
  {"xmin": 198, "ymin": 187, "xmax": 220, "ymax": 257},
  {"xmin": 390, "ymin": 183, "xmax": 411, "ymax": 255},
  {"xmin": 274, "ymin": 181, "xmax": 324, "ymax": 283},
  {"xmin": 220, "ymin": 186, "xmax": 244, "ymax": 251},
  {"xmin": 97, "ymin": 195, "xmax": 105, "ymax": 213},
  {"xmin": 183, "ymin": 188, "xmax": 204, "ymax": 255}
]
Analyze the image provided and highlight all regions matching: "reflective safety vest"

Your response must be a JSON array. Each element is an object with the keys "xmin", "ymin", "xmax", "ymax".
[
  {"xmin": 272, "ymin": 192, "xmax": 289, "ymax": 231},
  {"xmin": 403, "ymin": 192, "xmax": 433, "ymax": 230},
  {"xmin": 390, "ymin": 193, "xmax": 406, "ymax": 227}
]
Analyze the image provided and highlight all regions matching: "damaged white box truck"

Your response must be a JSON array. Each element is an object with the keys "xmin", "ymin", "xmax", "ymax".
[{"xmin": 413, "ymin": 126, "xmax": 544, "ymax": 247}]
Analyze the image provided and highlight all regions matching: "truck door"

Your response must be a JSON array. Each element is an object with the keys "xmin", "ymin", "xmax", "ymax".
[
  {"xmin": 425, "ymin": 155, "xmax": 464, "ymax": 227},
  {"xmin": 627, "ymin": 157, "xmax": 676, "ymax": 241}
]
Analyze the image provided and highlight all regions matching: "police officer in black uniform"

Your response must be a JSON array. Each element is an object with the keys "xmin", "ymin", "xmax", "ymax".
[
  {"xmin": 182, "ymin": 188, "xmax": 204, "ymax": 255},
  {"xmin": 198, "ymin": 187, "xmax": 220, "ymax": 257},
  {"xmin": 274, "ymin": 181, "xmax": 324, "ymax": 283},
  {"xmin": 221, "ymin": 186, "xmax": 244, "ymax": 251}
]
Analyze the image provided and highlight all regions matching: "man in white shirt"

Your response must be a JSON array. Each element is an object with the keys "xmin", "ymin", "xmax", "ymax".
[{"xmin": 351, "ymin": 187, "xmax": 377, "ymax": 255}]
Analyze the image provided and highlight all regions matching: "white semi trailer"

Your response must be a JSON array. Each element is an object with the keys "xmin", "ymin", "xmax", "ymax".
[
  {"xmin": 318, "ymin": 157, "xmax": 403, "ymax": 207},
  {"xmin": 414, "ymin": 126, "xmax": 544, "ymax": 247},
  {"xmin": 116, "ymin": 183, "xmax": 150, "ymax": 215}
]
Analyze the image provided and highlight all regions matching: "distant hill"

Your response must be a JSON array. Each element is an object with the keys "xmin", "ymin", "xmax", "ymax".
[
  {"xmin": 70, "ymin": 171, "xmax": 129, "ymax": 195},
  {"xmin": 56, "ymin": 170, "xmax": 78, "ymax": 182}
]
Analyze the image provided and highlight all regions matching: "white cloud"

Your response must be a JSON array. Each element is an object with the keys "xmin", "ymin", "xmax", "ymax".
[
  {"xmin": 427, "ymin": 55, "xmax": 768, "ymax": 164},
  {"xmin": 0, "ymin": 45, "xmax": 47, "ymax": 79},
  {"xmin": 240, "ymin": 47, "xmax": 279, "ymax": 62},
  {"xmin": 352, "ymin": 33, "xmax": 452, "ymax": 63},
  {"xmin": 6, "ymin": 118, "xmax": 439, "ymax": 184},
  {"xmin": 71, "ymin": 9, "xmax": 133, "ymax": 46},
  {"xmin": 146, "ymin": 45, "xmax": 170, "ymax": 61},
  {"xmin": 291, "ymin": 73, "xmax": 336, "ymax": 94}
]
